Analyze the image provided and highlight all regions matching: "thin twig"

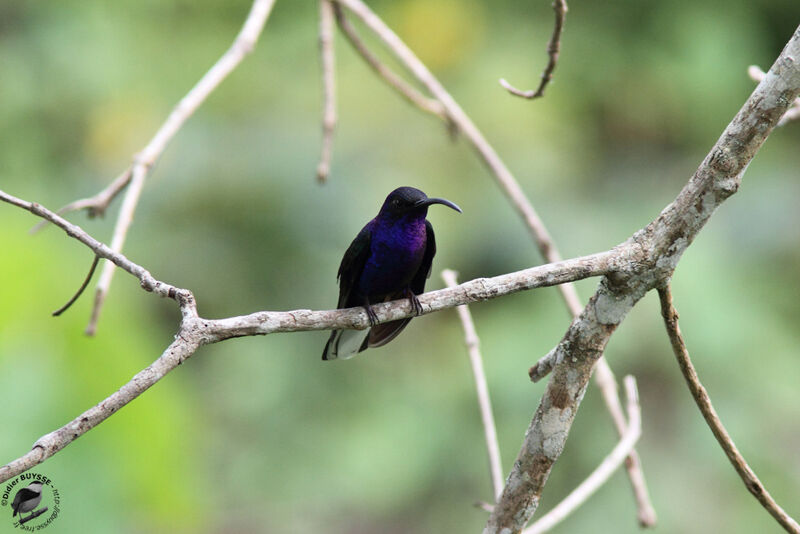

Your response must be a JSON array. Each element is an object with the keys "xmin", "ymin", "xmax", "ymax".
[
  {"xmin": 333, "ymin": 0, "xmax": 656, "ymax": 524},
  {"xmin": 500, "ymin": 0, "xmax": 567, "ymax": 99},
  {"xmin": 29, "ymin": 168, "xmax": 133, "ymax": 234},
  {"xmin": 442, "ymin": 269, "xmax": 504, "ymax": 502},
  {"xmin": 748, "ymin": 65, "xmax": 800, "ymax": 126},
  {"xmin": 317, "ymin": 0, "xmax": 337, "ymax": 183},
  {"xmin": 85, "ymin": 0, "xmax": 277, "ymax": 336},
  {"xmin": 523, "ymin": 376, "xmax": 641, "ymax": 534},
  {"xmin": 18, "ymin": 507, "xmax": 49, "ymax": 525},
  {"xmin": 332, "ymin": 4, "xmax": 451, "ymax": 125},
  {"xmin": 658, "ymin": 284, "xmax": 800, "ymax": 534},
  {"xmin": 52, "ymin": 254, "xmax": 100, "ymax": 316}
]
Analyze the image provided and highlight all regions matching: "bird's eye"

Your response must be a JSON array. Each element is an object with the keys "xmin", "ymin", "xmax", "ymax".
[{"xmin": 392, "ymin": 199, "xmax": 401, "ymax": 206}]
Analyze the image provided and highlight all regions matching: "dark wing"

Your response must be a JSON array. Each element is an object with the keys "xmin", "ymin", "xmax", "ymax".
[
  {"xmin": 335, "ymin": 221, "xmax": 373, "ymax": 309},
  {"xmin": 11, "ymin": 488, "xmax": 37, "ymax": 514},
  {"xmin": 322, "ymin": 222, "xmax": 373, "ymax": 361},
  {"xmin": 366, "ymin": 221, "xmax": 436, "ymax": 349}
]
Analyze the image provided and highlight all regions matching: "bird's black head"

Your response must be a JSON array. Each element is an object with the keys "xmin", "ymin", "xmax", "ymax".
[{"xmin": 379, "ymin": 186, "xmax": 462, "ymax": 217}]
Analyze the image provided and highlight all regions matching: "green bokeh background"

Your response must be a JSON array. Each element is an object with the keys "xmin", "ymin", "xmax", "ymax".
[{"xmin": 1, "ymin": 1, "xmax": 799, "ymax": 532}]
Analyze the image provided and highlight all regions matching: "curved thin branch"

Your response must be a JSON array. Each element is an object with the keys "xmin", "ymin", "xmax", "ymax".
[
  {"xmin": 500, "ymin": 0, "xmax": 567, "ymax": 99},
  {"xmin": 84, "ymin": 0, "xmax": 277, "ymax": 335},
  {"xmin": 442, "ymin": 269, "xmax": 504, "ymax": 502},
  {"xmin": 523, "ymin": 376, "xmax": 641, "ymax": 534},
  {"xmin": 658, "ymin": 285, "xmax": 800, "ymax": 534},
  {"xmin": 332, "ymin": 3, "xmax": 451, "ymax": 124},
  {"xmin": 52, "ymin": 254, "xmax": 100, "ymax": 316}
]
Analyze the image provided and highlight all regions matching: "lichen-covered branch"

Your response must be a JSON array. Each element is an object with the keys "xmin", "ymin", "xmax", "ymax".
[
  {"xmin": 658, "ymin": 285, "xmax": 800, "ymax": 534},
  {"xmin": 748, "ymin": 65, "xmax": 800, "ymax": 126},
  {"xmin": 523, "ymin": 376, "xmax": 641, "ymax": 534},
  {"xmin": 485, "ymin": 26, "xmax": 800, "ymax": 533}
]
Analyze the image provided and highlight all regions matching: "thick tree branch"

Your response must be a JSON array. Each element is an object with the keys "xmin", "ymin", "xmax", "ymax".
[
  {"xmin": 442, "ymin": 269, "xmax": 504, "ymax": 502},
  {"xmin": 523, "ymin": 376, "xmax": 641, "ymax": 534},
  {"xmin": 485, "ymin": 26, "xmax": 800, "ymax": 533},
  {"xmin": 82, "ymin": 0, "xmax": 277, "ymax": 335},
  {"xmin": 748, "ymin": 65, "xmax": 800, "ymax": 126},
  {"xmin": 333, "ymin": 0, "xmax": 655, "ymax": 522},
  {"xmin": 658, "ymin": 285, "xmax": 800, "ymax": 534},
  {"xmin": 500, "ymin": 0, "xmax": 567, "ymax": 99}
]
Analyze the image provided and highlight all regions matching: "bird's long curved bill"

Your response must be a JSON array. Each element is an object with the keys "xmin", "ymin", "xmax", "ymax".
[{"xmin": 417, "ymin": 197, "xmax": 462, "ymax": 213}]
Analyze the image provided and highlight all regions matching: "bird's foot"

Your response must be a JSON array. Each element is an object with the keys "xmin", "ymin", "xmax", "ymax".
[
  {"xmin": 406, "ymin": 289, "xmax": 424, "ymax": 316},
  {"xmin": 363, "ymin": 305, "xmax": 379, "ymax": 327}
]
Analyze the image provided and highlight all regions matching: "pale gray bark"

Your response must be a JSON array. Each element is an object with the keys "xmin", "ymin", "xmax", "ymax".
[{"xmin": 484, "ymin": 26, "xmax": 800, "ymax": 533}]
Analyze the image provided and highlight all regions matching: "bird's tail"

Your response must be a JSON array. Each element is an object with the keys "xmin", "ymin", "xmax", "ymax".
[
  {"xmin": 367, "ymin": 318, "xmax": 412, "ymax": 348},
  {"xmin": 322, "ymin": 328, "xmax": 370, "ymax": 360}
]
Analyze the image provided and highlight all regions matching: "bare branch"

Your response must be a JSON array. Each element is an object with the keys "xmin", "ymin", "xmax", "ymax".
[
  {"xmin": 500, "ymin": 0, "xmax": 568, "ymax": 100},
  {"xmin": 52, "ymin": 254, "xmax": 100, "ymax": 316},
  {"xmin": 486, "ymin": 26, "xmax": 800, "ymax": 532},
  {"xmin": 442, "ymin": 269, "xmax": 504, "ymax": 502},
  {"xmin": 29, "ymin": 168, "xmax": 132, "ymax": 234},
  {"xmin": 317, "ymin": 0, "xmax": 337, "ymax": 183},
  {"xmin": 0, "ymin": 190, "xmax": 197, "ymax": 319},
  {"xmin": 0, "ymin": 190, "xmax": 623, "ymax": 484},
  {"xmin": 748, "ymin": 65, "xmax": 800, "ymax": 126},
  {"xmin": 332, "ymin": 0, "xmax": 655, "ymax": 522},
  {"xmin": 657, "ymin": 285, "xmax": 800, "ymax": 534},
  {"xmin": 332, "ymin": 3, "xmax": 451, "ymax": 124},
  {"xmin": 0, "ymin": 335, "xmax": 201, "ymax": 485},
  {"xmin": 84, "ymin": 0, "xmax": 277, "ymax": 335},
  {"xmin": 523, "ymin": 376, "xmax": 641, "ymax": 534}
]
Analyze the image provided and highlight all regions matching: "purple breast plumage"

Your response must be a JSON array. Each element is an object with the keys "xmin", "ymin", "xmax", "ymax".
[{"xmin": 357, "ymin": 214, "xmax": 427, "ymax": 298}]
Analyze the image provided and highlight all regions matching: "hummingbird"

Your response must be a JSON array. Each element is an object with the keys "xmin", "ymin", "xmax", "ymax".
[{"xmin": 322, "ymin": 186, "xmax": 461, "ymax": 360}]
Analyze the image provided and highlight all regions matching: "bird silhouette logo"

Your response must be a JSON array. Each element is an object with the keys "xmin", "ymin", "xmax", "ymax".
[
  {"xmin": 1, "ymin": 474, "xmax": 60, "ymax": 529},
  {"xmin": 11, "ymin": 481, "xmax": 46, "ymax": 523}
]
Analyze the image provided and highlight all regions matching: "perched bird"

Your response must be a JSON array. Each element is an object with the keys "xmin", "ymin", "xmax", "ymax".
[
  {"xmin": 323, "ymin": 186, "xmax": 461, "ymax": 360},
  {"xmin": 11, "ymin": 481, "xmax": 44, "ymax": 520}
]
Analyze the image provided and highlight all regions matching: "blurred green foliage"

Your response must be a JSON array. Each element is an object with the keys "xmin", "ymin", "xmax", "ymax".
[{"xmin": 1, "ymin": 0, "xmax": 799, "ymax": 532}]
